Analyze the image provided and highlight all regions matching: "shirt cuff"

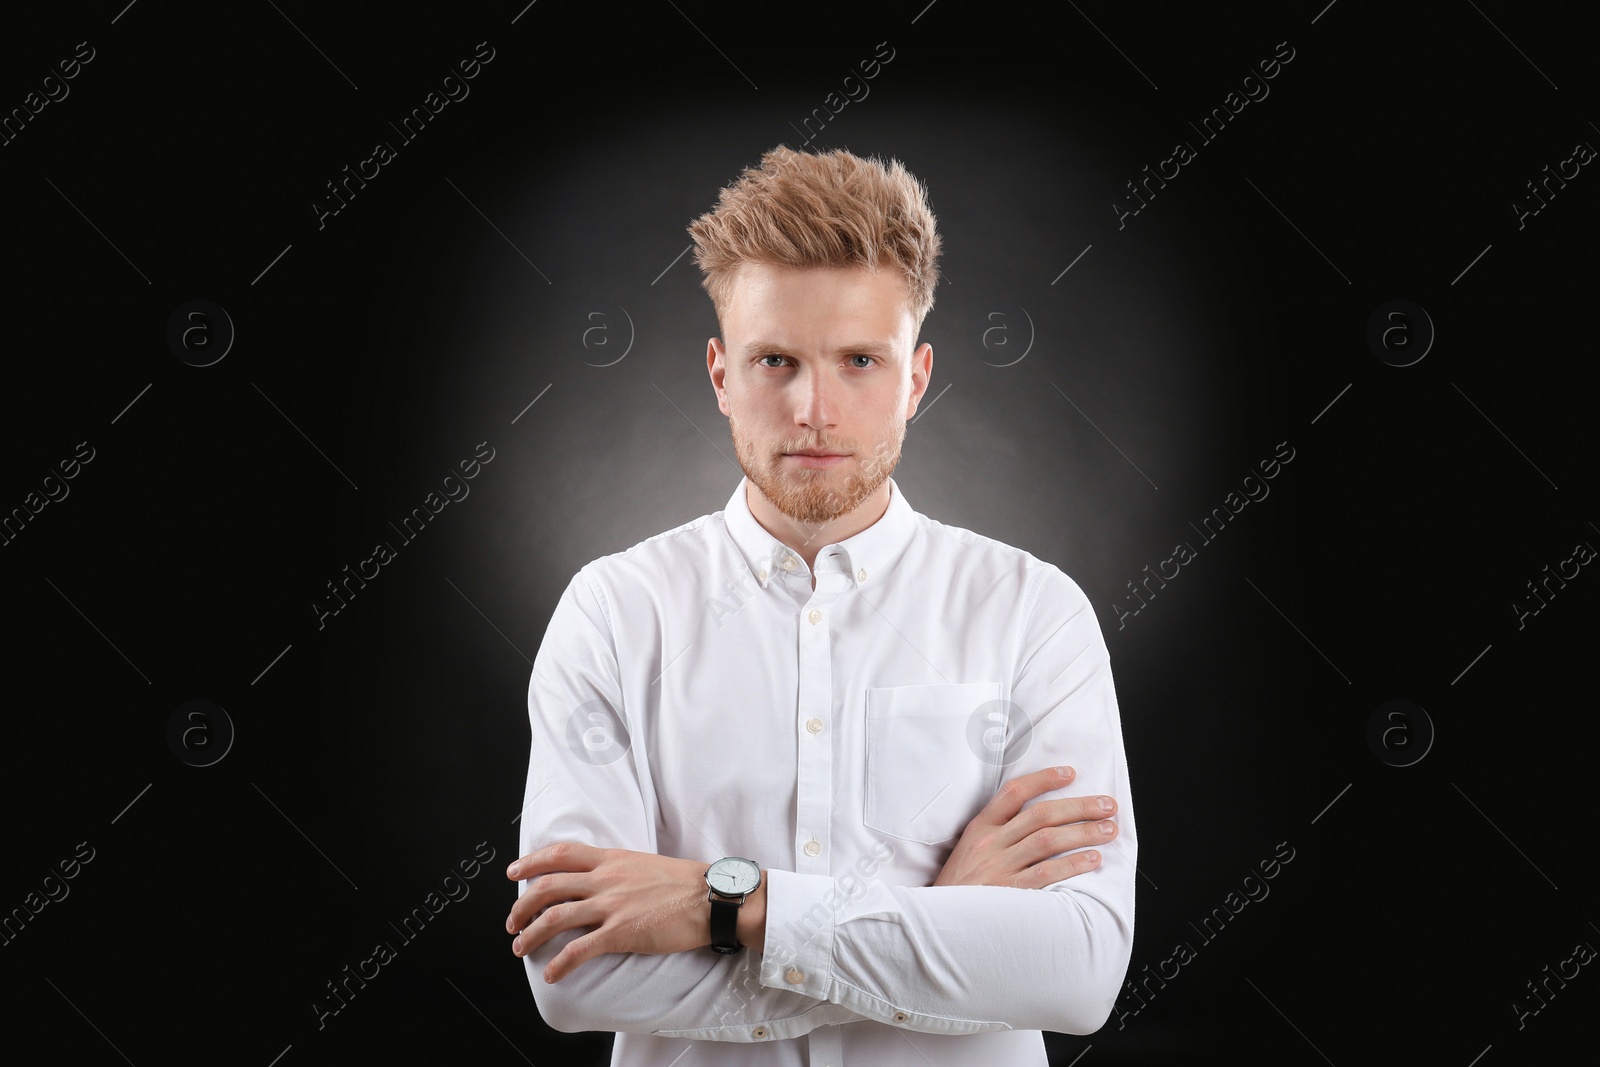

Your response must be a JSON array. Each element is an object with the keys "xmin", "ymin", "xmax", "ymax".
[{"xmin": 758, "ymin": 868, "xmax": 838, "ymax": 1001}]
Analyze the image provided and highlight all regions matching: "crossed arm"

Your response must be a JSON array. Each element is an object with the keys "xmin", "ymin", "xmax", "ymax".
[{"xmin": 505, "ymin": 765, "xmax": 1118, "ymax": 980}]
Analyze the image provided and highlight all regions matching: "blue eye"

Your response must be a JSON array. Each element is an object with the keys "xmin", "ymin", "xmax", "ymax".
[{"xmin": 755, "ymin": 354, "xmax": 876, "ymax": 368}]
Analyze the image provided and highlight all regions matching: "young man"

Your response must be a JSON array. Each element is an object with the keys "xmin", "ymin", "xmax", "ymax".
[{"xmin": 506, "ymin": 146, "xmax": 1137, "ymax": 1065}]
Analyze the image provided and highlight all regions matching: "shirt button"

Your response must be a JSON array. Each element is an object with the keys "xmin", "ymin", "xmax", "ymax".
[
  {"xmin": 752, "ymin": 1026, "xmax": 769, "ymax": 1038},
  {"xmin": 758, "ymin": 568, "xmax": 768, "ymax": 582},
  {"xmin": 804, "ymin": 839, "xmax": 822, "ymax": 857},
  {"xmin": 782, "ymin": 556, "xmax": 797, "ymax": 571},
  {"xmin": 858, "ymin": 568, "xmax": 867, "ymax": 582},
  {"xmin": 785, "ymin": 967, "xmax": 805, "ymax": 984},
  {"xmin": 894, "ymin": 1011, "xmax": 909, "ymax": 1023},
  {"xmin": 806, "ymin": 717, "xmax": 823, "ymax": 734},
  {"xmin": 808, "ymin": 609, "xmax": 822, "ymax": 625}
]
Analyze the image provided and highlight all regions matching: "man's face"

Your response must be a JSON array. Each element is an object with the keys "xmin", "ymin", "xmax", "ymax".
[{"xmin": 707, "ymin": 262, "xmax": 931, "ymax": 530}]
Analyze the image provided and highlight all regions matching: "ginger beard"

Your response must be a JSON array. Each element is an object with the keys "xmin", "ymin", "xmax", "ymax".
[{"xmin": 729, "ymin": 407, "xmax": 904, "ymax": 529}]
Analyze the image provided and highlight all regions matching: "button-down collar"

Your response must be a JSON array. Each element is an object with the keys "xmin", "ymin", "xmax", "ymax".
[{"xmin": 721, "ymin": 475, "xmax": 915, "ymax": 591}]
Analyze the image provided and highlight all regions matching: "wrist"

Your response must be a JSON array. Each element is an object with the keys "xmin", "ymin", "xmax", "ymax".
[{"xmin": 705, "ymin": 857, "xmax": 764, "ymax": 955}]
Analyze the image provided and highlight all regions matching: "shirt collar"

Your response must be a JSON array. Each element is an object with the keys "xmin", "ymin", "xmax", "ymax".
[{"xmin": 722, "ymin": 474, "xmax": 915, "ymax": 591}]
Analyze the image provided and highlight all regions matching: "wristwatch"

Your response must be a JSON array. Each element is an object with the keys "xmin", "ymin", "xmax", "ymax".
[{"xmin": 705, "ymin": 856, "xmax": 762, "ymax": 954}]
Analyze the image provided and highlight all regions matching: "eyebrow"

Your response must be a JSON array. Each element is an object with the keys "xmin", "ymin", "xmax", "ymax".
[{"xmin": 738, "ymin": 339, "xmax": 899, "ymax": 358}]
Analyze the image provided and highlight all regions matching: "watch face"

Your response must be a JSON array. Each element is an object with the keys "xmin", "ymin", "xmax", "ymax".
[{"xmin": 707, "ymin": 857, "xmax": 760, "ymax": 896}]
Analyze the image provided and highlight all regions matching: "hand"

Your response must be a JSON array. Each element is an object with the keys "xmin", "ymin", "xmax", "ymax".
[
  {"xmin": 932, "ymin": 765, "xmax": 1118, "ymax": 888},
  {"xmin": 504, "ymin": 843, "xmax": 756, "ymax": 983}
]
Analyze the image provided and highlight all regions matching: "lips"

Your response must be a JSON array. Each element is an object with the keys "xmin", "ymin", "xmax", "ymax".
[{"xmin": 784, "ymin": 450, "xmax": 851, "ymax": 470}]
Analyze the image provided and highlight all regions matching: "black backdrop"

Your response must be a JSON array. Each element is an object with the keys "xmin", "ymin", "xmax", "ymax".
[{"xmin": 3, "ymin": 2, "xmax": 1594, "ymax": 1063}]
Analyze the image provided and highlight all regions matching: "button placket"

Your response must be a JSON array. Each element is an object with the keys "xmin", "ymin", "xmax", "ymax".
[
  {"xmin": 793, "ymin": 569, "xmax": 846, "ymax": 876},
  {"xmin": 808, "ymin": 1025, "xmax": 843, "ymax": 1067}
]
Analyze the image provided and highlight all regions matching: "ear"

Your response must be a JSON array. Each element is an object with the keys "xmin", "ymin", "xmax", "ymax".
[
  {"xmin": 708, "ymin": 337, "xmax": 731, "ymax": 417},
  {"xmin": 904, "ymin": 342, "xmax": 932, "ymax": 419}
]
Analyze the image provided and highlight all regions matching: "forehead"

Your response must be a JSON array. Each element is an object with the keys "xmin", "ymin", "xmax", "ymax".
[{"xmin": 723, "ymin": 263, "xmax": 913, "ymax": 344}]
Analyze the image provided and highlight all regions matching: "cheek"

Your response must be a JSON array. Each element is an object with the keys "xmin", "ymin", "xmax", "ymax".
[{"xmin": 879, "ymin": 383, "xmax": 915, "ymax": 424}]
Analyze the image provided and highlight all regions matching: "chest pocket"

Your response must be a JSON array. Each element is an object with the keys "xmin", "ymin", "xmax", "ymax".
[{"xmin": 863, "ymin": 681, "xmax": 1005, "ymax": 845}]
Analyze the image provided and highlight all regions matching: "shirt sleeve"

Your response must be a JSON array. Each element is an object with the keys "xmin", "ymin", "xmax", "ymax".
[
  {"xmin": 519, "ymin": 568, "xmax": 874, "ymax": 1040},
  {"xmin": 747, "ymin": 564, "xmax": 1138, "ymax": 1037}
]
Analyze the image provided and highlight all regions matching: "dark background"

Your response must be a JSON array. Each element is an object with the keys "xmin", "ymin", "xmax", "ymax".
[{"xmin": 3, "ymin": 1, "xmax": 1594, "ymax": 1063}]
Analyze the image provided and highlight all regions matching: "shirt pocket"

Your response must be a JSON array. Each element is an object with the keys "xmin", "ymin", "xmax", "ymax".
[{"xmin": 863, "ymin": 681, "xmax": 1005, "ymax": 845}]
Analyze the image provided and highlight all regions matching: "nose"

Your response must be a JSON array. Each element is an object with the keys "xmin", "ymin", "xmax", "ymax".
[{"xmin": 794, "ymin": 363, "xmax": 838, "ymax": 431}]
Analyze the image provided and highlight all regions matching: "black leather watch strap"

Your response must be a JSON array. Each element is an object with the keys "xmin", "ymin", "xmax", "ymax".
[{"xmin": 708, "ymin": 893, "xmax": 742, "ymax": 954}]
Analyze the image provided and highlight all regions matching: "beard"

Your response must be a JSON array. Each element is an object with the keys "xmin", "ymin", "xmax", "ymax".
[{"xmin": 729, "ymin": 410, "xmax": 903, "ymax": 531}]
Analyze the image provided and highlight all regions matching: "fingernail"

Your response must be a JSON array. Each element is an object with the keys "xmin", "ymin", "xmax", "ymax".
[
  {"xmin": 1098, "ymin": 796, "xmax": 1114, "ymax": 812},
  {"xmin": 1099, "ymin": 820, "xmax": 1116, "ymax": 835},
  {"xmin": 1058, "ymin": 766, "xmax": 1074, "ymax": 779},
  {"xmin": 506, "ymin": 862, "xmax": 520, "ymax": 878},
  {"xmin": 1085, "ymin": 850, "xmax": 1101, "ymax": 864},
  {"xmin": 506, "ymin": 917, "xmax": 516, "ymax": 934},
  {"xmin": 513, "ymin": 938, "xmax": 524, "ymax": 956}
]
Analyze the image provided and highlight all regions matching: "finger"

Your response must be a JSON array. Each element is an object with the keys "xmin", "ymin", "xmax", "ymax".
[
  {"xmin": 506, "ymin": 841, "xmax": 602, "ymax": 881},
  {"xmin": 506, "ymin": 871, "xmax": 591, "ymax": 934},
  {"xmin": 514, "ymin": 898, "xmax": 600, "ymax": 959},
  {"xmin": 1016, "ymin": 794, "xmax": 1116, "ymax": 836},
  {"xmin": 544, "ymin": 927, "xmax": 606, "ymax": 983},
  {"xmin": 979, "ymin": 765, "xmax": 1076, "ymax": 827},
  {"xmin": 1017, "ymin": 847, "xmax": 1102, "ymax": 889},
  {"xmin": 1015, "ymin": 814, "xmax": 1118, "ymax": 869}
]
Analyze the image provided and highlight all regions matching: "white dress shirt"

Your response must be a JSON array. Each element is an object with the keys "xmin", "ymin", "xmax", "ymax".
[{"xmin": 519, "ymin": 475, "xmax": 1137, "ymax": 1066}]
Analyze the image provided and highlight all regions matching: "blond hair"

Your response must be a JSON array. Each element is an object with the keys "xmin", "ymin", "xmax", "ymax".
[{"xmin": 687, "ymin": 145, "xmax": 942, "ymax": 331}]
